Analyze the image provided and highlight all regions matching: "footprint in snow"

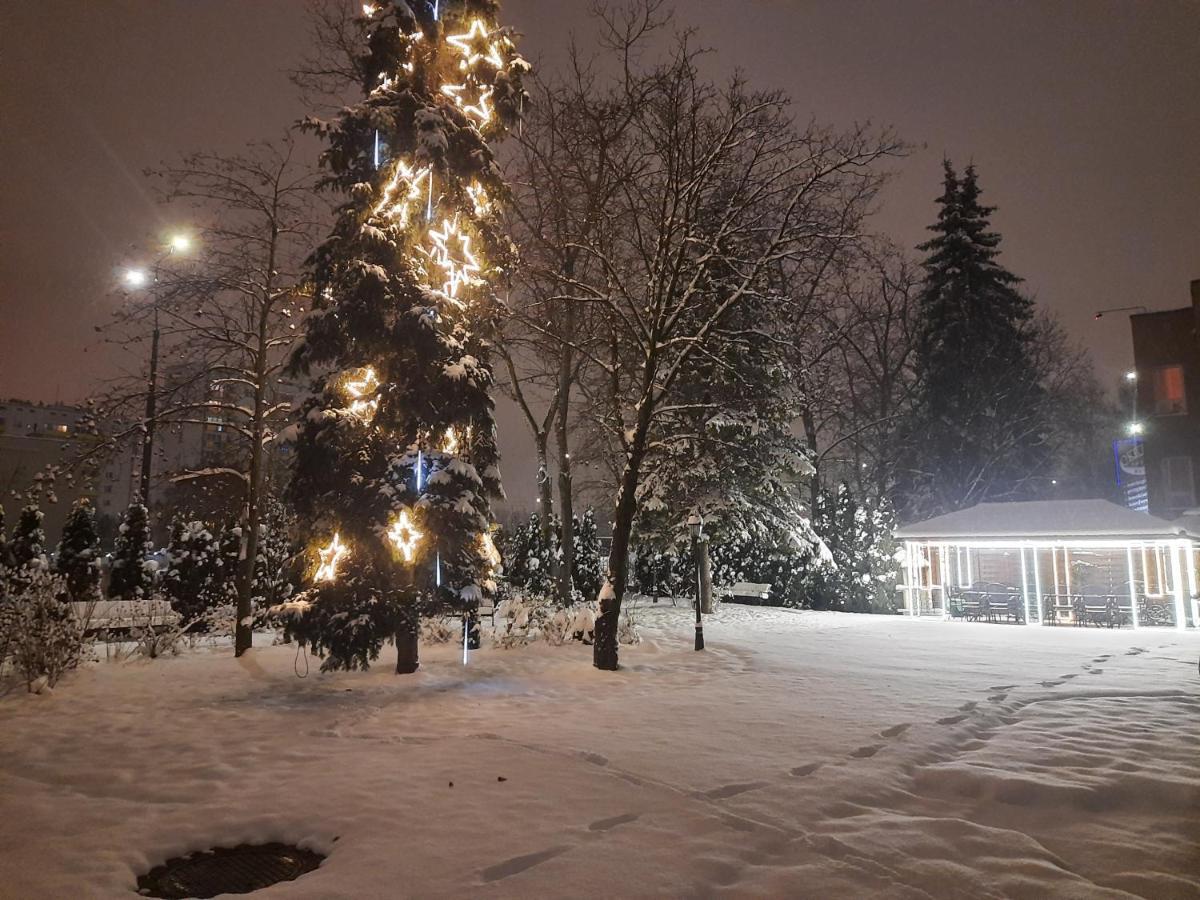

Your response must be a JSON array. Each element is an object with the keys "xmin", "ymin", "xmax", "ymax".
[
  {"xmin": 1088, "ymin": 668, "xmax": 1103, "ymax": 675},
  {"xmin": 702, "ymin": 781, "xmax": 768, "ymax": 800},
  {"xmin": 480, "ymin": 846, "xmax": 571, "ymax": 883},
  {"xmin": 1039, "ymin": 680, "xmax": 1064, "ymax": 687},
  {"xmin": 989, "ymin": 684, "xmax": 1017, "ymax": 691},
  {"xmin": 850, "ymin": 744, "xmax": 883, "ymax": 759},
  {"xmin": 958, "ymin": 701, "xmax": 978, "ymax": 712},
  {"xmin": 936, "ymin": 714, "xmax": 969, "ymax": 726},
  {"xmin": 589, "ymin": 813, "xmax": 640, "ymax": 832},
  {"xmin": 1126, "ymin": 647, "xmax": 1147, "ymax": 656},
  {"xmin": 790, "ymin": 762, "xmax": 823, "ymax": 777},
  {"xmin": 1059, "ymin": 673, "xmax": 1080, "ymax": 680},
  {"xmin": 880, "ymin": 723, "xmax": 912, "ymax": 738},
  {"xmin": 577, "ymin": 751, "xmax": 609, "ymax": 767},
  {"xmin": 988, "ymin": 693, "xmax": 1008, "ymax": 702}
]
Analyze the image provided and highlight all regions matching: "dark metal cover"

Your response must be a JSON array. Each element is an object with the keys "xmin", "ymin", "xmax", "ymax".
[{"xmin": 137, "ymin": 842, "xmax": 324, "ymax": 898}]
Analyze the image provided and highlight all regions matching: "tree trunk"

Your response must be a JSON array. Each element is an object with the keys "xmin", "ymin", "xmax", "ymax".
[
  {"xmin": 699, "ymin": 536, "xmax": 713, "ymax": 614},
  {"xmin": 535, "ymin": 433, "xmax": 554, "ymax": 539},
  {"xmin": 555, "ymin": 340, "xmax": 575, "ymax": 605},
  {"xmin": 234, "ymin": 237, "xmax": 277, "ymax": 658},
  {"xmin": 594, "ymin": 443, "xmax": 644, "ymax": 670},
  {"xmin": 395, "ymin": 608, "xmax": 420, "ymax": 674}
]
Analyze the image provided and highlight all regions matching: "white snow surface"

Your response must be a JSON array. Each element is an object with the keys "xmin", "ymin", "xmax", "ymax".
[{"xmin": 1, "ymin": 605, "xmax": 1197, "ymax": 898}]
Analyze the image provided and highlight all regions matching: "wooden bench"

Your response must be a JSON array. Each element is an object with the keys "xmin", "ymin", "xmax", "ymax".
[{"xmin": 719, "ymin": 582, "xmax": 772, "ymax": 605}]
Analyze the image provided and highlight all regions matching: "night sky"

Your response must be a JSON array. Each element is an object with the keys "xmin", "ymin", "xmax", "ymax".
[{"xmin": 2, "ymin": 0, "xmax": 1197, "ymax": 510}]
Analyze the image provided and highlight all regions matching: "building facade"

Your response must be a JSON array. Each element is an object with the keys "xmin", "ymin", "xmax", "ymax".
[
  {"xmin": 1130, "ymin": 280, "xmax": 1200, "ymax": 519},
  {"xmin": 0, "ymin": 399, "xmax": 136, "ymax": 541}
]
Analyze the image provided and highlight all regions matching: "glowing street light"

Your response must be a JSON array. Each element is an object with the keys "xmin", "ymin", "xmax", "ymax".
[
  {"xmin": 168, "ymin": 233, "xmax": 192, "ymax": 253},
  {"xmin": 1128, "ymin": 421, "xmax": 1144, "ymax": 436},
  {"xmin": 1125, "ymin": 370, "xmax": 1137, "ymax": 382},
  {"xmin": 123, "ymin": 268, "xmax": 149, "ymax": 288}
]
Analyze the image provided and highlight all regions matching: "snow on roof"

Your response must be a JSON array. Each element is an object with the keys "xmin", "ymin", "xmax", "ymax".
[{"xmin": 896, "ymin": 499, "xmax": 1200, "ymax": 540}]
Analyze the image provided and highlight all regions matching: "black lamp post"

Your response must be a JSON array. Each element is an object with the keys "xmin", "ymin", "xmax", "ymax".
[{"xmin": 688, "ymin": 513, "xmax": 704, "ymax": 650}]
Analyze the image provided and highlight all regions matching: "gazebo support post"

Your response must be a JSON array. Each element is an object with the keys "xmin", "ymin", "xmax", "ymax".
[
  {"xmin": 1020, "ymin": 545, "xmax": 1032, "ymax": 625},
  {"xmin": 1126, "ymin": 545, "xmax": 1140, "ymax": 630},
  {"xmin": 1170, "ymin": 542, "xmax": 1187, "ymax": 631}
]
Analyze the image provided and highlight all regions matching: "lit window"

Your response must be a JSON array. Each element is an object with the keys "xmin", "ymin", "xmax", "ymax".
[
  {"xmin": 1152, "ymin": 365, "xmax": 1187, "ymax": 415},
  {"xmin": 1162, "ymin": 456, "xmax": 1195, "ymax": 509}
]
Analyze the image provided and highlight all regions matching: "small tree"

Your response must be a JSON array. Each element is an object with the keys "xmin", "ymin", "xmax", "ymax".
[
  {"xmin": 162, "ymin": 519, "xmax": 224, "ymax": 625},
  {"xmin": 10, "ymin": 505, "xmax": 47, "ymax": 575},
  {"xmin": 572, "ymin": 509, "xmax": 603, "ymax": 604},
  {"xmin": 56, "ymin": 499, "xmax": 101, "ymax": 604},
  {"xmin": 109, "ymin": 503, "xmax": 152, "ymax": 600},
  {"xmin": 503, "ymin": 514, "xmax": 559, "ymax": 599}
]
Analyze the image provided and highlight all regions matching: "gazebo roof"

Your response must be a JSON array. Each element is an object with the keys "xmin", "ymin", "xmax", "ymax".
[{"xmin": 896, "ymin": 499, "xmax": 1198, "ymax": 541}]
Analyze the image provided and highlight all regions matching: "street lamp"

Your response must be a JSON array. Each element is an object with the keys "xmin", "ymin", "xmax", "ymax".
[
  {"xmin": 1128, "ymin": 421, "xmax": 1144, "ymax": 436},
  {"xmin": 688, "ymin": 513, "xmax": 704, "ymax": 651},
  {"xmin": 1125, "ymin": 370, "xmax": 1137, "ymax": 382},
  {"xmin": 121, "ymin": 233, "xmax": 196, "ymax": 506},
  {"xmin": 123, "ymin": 267, "xmax": 149, "ymax": 288}
]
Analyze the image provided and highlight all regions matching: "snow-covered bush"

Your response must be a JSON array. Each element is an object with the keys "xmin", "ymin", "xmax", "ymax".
[
  {"xmin": 56, "ymin": 499, "xmax": 101, "ymax": 604},
  {"xmin": 494, "ymin": 593, "xmax": 598, "ymax": 648},
  {"xmin": 1, "ymin": 571, "xmax": 88, "ymax": 692},
  {"xmin": 501, "ymin": 514, "xmax": 561, "ymax": 600},
  {"xmin": 571, "ymin": 509, "xmax": 604, "ymax": 603}
]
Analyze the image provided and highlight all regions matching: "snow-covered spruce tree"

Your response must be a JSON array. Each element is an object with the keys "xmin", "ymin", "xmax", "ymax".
[
  {"xmin": 899, "ymin": 162, "xmax": 1043, "ymax": 518},
  {"xmin": 56, "ymin": 499, "xmax": 101, "ymax": 604},
  {"xmin": 9, "ymin": 504, "xmax": 48, "ymax": 589},
  {"xmin": 571, "ymin": 508, "xmax": 603, "ymax": 606},
  {"xmin": 108, "ymin": 503, "xmax": 152, "ymax": 601},
  {"xmin": 252, "ymin": 503, "xmax": 296, "ymax": 611},
  {"xmin": 802, "ymin": 483, "xmax": 899, "ymax": 613},
  {"xmin": 162, "ymin": 519, "xmax": 224, "ymax": 625},
  {"xmin": 286, "ymin": 1, "xmax": 527, "ymax": 673},
  {"xmin": 502, "ymin": 513, "xmax": 558, "ymax": 599}
]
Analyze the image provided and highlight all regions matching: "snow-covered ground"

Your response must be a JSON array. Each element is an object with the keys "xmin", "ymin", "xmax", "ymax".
[{"xmin": 1, "ymin": 605, "xmax": 1197, "ymax": 898}]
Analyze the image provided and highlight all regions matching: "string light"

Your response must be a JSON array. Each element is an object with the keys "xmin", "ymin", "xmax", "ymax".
[
  {"xmin": 315, "ymin": 533, "xmax": 348, "ymax": 582},
  {"xmin": 441, "ymin": 427, "xmax": 459, "ymax": 454},
  {"xmin": 362, "ymin": 3, "xmax": 376, "ymax": 16},
  {"xmin": 424, "ymin": 216, "xmax": 482, "ymax": 305},
  {"xmin": 387, "ymin": 509, "xmax": 423, "ymax": 563}
]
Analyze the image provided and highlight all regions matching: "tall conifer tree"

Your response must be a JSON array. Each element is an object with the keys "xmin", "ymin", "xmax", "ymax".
[
  {"xmin": 287, "ymin": 0, "xmax": 527, "ymax": 673},
  {"xmin": 901, "ymin": 162, "xmax": 1043, "ymax": 517}
]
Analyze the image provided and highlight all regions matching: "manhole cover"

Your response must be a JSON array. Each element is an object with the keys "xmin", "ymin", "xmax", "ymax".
[{"xmin": 137, "ymin": 842, "xmax": 324, "ymax": 898}]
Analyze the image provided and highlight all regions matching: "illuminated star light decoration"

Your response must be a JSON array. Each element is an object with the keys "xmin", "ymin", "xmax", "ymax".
[
  {"xmin": 372, "ymin": 160, "xmax": 433, "ymax": 228},
  {"xmin": 424, "ymin": 216, "xmax": 482, "ymax": 306},
  {"xmin": 441, "ymin": 19, "xmax": 513, "ymax": 128},
  {"xmin": 315, "ymin": 533, "xmax": 349, "ymax": 582},
  {"xmin": 344, "ymin": 367, "xmax": 380, "ymax": 421},
  {"xmin": 387, "ymin": 509, "xmax": 423, "ymax": 563},
  {"xmin": 441, "ymin": 427, "xmax": 459, "ymax": 454}
]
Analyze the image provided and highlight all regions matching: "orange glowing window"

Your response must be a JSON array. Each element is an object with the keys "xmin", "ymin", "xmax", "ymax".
[{"xmin": 1152, "ymin": 365, "xmax": 1187, "ymax": 415}]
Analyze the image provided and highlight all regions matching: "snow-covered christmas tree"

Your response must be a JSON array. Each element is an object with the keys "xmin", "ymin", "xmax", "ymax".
[
  {"xmin": 9, "ymin": 505, "xmax": 47, "ymax": 581},
  {"xmin": 287, "ymin": 0, "xmax": 527, "ymax": 673}
]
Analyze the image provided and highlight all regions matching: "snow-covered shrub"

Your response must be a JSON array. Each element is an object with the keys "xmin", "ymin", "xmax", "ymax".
[
  {"xmin": 1, "ymin": 571, "xmax": 88, "ymax": 692},
  {"xmin": 502, "ymin": 514, "xmax": 561, "ymax": 600},
  {"xmin": 108, "ymin": 503, "xmax": 152, "ymax": 601},
  {"xmin": 493, "ymin": 592, "xmax": 598, "ymax": 648},
  {"xmin": 801, "ymin": 485, "xmax": 900, "ymax": 613},
  {"xmin": 56, "ymin": 499, "xmax": 101, "ymax": 604},
  {"xmin": 571, "ymin": 509, "xmax": 604, "ymax": 603}
]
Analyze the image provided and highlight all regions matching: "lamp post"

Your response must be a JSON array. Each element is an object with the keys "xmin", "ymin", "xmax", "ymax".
[
  {"xmin": 122, "ymin": 232, "xmax": 194, "ymax": 507},
  {"xmin": 688, "ymin": 513, "xmax": 704, "ymax": 650}
]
